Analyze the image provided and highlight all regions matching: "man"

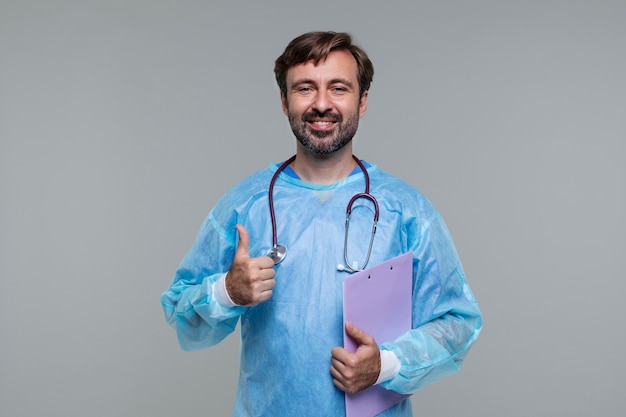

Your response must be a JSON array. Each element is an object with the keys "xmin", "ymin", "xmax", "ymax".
[{"xmin": 161, "ymin": 31, "xmax": 482, "ymax": 416}]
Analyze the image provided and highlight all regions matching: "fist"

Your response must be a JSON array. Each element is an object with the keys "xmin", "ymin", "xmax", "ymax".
[
  {"xmin": 225, "ymin": 224, "xmax": 276, "ymax": 306},
  {"xmin": 330, "ymin": 322, "xmax": 381, "ymax": 394}
]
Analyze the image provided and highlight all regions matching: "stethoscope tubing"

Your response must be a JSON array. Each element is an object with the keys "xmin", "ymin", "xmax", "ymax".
[
  {"xmin": 267, "ymin": 154, "xmax": 379, "ymax": 271},
  {"xmin": 268, "ymin": 155, "xmax": 296, "ymax": 248}
]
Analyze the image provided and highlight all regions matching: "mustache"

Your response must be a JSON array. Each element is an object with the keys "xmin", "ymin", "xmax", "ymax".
[{"xmin": 302, "ymin": 111, "xmax": 342, "ymax": 122}]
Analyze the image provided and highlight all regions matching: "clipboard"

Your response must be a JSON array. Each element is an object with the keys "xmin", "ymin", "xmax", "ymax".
[{"xmin": 343, "ymin": 252, "xmax": 413, "ymax": 417}]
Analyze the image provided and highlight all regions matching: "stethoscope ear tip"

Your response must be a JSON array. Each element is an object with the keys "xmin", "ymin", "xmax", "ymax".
[{"xmin": 337, "ymin": 263, "xmax": 360, "ymax": 273}]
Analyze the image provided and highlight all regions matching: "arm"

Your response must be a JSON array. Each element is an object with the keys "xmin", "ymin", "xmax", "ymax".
[
  {"xmin": 160, "ymin": 210, "xmax": 245, "ymax": 352},
  {"xmin": 161, "ymin": 210, "xmax": 277, "ymax": 351},
  {"xmin": 378, "ymin": 212, "xmax": 483, "ymax": 394}
]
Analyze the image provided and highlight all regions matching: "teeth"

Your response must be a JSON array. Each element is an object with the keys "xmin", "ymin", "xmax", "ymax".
[{"xmin": 313, "ymin": 121, "xmax": 333, "ymax": 125}]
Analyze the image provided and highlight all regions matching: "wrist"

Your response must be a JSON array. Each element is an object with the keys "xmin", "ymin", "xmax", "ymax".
[{"xmin": 213, "ymin": 273, "xmax": 240, "ymax": 307}]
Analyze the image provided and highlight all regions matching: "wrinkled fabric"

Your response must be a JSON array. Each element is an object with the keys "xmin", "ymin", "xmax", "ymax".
[{"xmin": 161, "ymin": 161, "xmax": 482, "ymax": 417}]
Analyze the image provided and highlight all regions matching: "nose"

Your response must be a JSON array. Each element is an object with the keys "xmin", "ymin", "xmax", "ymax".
[{"xmin": 312, "ymin": 89, "xmax": 332, "ymax": 114}]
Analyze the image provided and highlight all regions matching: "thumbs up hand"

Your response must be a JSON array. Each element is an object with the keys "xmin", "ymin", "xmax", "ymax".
[{"xmin": 225, "ymin": 224, "xmax": 277, "ymax": 306}]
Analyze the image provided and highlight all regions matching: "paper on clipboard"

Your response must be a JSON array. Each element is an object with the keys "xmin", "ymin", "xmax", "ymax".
[{"xmin": 343, "ymin": 252, "xmax": 413, "ymax": 417}]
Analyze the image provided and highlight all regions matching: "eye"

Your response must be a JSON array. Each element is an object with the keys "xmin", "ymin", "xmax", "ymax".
[{"xmin": 296, "ymin": 86, "xmax": 314, "ymax": 95}]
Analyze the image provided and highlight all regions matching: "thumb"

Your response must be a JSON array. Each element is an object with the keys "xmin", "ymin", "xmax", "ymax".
[
  {"xmin": 345, "ymin": 322, "xmax": 375, "ymax": 346},
  {"xmin": 235, "ymin": 224, "xmax": 250, "ymax": 258}
]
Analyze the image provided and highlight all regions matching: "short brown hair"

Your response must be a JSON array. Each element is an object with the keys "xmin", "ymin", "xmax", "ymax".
[{"xmin": 274, "ymin": 31, "xmax": 374, "ymax": 97}]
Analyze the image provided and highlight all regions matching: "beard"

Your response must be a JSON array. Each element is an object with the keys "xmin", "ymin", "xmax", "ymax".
[{"xmin": 288, "ymin": 109, "xmax": 360, "ymax": 155}]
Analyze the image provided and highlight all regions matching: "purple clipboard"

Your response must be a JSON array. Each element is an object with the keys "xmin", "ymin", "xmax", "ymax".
[{"xmin": 343, "ymin": 252, "xmax": 413, "ymax": 417}]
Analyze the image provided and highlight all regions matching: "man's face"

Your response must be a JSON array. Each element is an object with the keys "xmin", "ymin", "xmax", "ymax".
[{"xmin": 281, "ymin": 50, "xmax": 368, "ymax": 155}]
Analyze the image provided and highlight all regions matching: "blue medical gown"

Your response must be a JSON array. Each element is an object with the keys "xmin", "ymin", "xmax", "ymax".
[{"xmin": 161, "ymin": 162, "xmax": 482, "ymax": 417}]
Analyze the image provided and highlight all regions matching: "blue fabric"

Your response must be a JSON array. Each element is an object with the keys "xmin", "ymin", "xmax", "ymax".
[{"xmin": 161, "ymin": 161, "xmax": 482, "ymax": 417}]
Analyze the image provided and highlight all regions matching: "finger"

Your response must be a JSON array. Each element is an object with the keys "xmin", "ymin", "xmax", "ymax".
[
  {"xmin": 329, "ymin": 363, "xmax": 344, "ymax": 382},
  {"xmin": 256, "ymin": 276, "xmax": 276, "ymax": 292},
  {"xmin": 235, "ymin": 224, "xmax": 250, "ymax": 258},
  {"xmin": 330, "ymin": 356, "xmax": 349, "ymax": 376},
  {"xmin": 330, "ymin": 362, "xmax": 349, "ymax": 388},
  {"xmin": 256, "ymin": 255, "xmax": 277, "ymax": 270},
  {"xmin": 331, "ymin": 346, "xmax": 349, "ymax": 362},
  {"xmin": 332, "ymin": 377, "xmax": 348, "ymax": 393},
  {"xmin": 248, "ymin": 260, "xmax": 276, "ymax": 279},
  {"xmin": 330, "ymin": 348, "xmax": 356, "ymax": 375},
  {"xmin": 345, "ymin": 321, "xmax": 375, "ymax": 346},
  {"xmin": 330, "ymin": 367, "xmax": 357, "ymax": 394}
]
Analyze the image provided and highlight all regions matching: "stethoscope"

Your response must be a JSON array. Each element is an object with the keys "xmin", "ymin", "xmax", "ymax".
[{"xmin": 266, "ymin": 155, "xmax": 379, "ymax": 273}]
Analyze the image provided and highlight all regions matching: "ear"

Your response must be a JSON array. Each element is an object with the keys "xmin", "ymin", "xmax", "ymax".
[
  {"xmin": 280, "ymin": 92, "xmax": 289, "ymax": 116},
  {"xmin": 358, "ymin": 90, "xmax": 369, "ymax": 118}
]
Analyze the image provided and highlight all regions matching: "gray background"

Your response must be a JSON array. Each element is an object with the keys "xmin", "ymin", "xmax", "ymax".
[{"xmin": 1, "ymin": 1, "xmax": 625, "ymax": 416}]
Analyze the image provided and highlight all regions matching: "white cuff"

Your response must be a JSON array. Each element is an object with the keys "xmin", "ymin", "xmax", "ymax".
[
  {"xmin": 376, "ymin": 349, "xmax": 401, "ymax": 384},
  {"xmin": 212, "ymin": 273, "xmax": 239, "ymax": 307}
]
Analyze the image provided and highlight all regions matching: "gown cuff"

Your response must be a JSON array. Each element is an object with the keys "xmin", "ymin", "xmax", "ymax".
[
  {"xmin": 376, "ymin": 349, "xmax": 401, "ymax": 384},
  {"xmin": 213, "ymin": 273, "xmax": 239, "ymax": 307}
]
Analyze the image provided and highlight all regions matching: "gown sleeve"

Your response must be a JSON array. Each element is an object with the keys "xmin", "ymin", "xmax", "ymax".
[
  {"xmin": 160, "ymin": 207, "xmax": 246, "ymax": 352},
  {"xmin": 378, "ymin": 211, "xmax": 483, "ymax": 394}
]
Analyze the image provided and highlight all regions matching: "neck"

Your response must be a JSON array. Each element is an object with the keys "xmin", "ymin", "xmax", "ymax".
[{"xmin": 291, "ymin": 145, "xmax": 357, "ymax": 184}]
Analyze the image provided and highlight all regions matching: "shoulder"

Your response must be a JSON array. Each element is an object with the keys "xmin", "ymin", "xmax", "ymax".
[
  {"xmin": 197, "ymin": 168, "xmax": 273, "ymax": 245},
  {"xmin": 367, "ymin": 165, "xmax": 442, "ymax": 227},
  {"xmin": 217, "ymin": 168, "xmax": 273, "ymax": 207},
  {"xmin": 369, "ymin": 167, "xmax": 433, "ymax": 207},
  {"xmin": 368, "ymin": 165, "xmax": 451, "ymax": 244},
  {"xmin": 208, "ymin": 168, "xmax": 272, "ymax": 224}
]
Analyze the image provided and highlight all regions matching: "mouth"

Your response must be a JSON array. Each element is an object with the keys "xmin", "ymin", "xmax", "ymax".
[{"xmin": 308, "ymin": 120, "xmax": 337, "ymax": 131}]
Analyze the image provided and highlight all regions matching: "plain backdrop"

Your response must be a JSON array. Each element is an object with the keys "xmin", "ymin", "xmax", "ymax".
[{"xmin": 1, "ymin": 1, "xmax": 625, "ymax": 416}]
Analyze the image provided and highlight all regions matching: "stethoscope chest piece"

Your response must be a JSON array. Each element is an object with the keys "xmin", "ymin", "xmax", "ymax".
[{"xmin": 266, "ymin": 244, "xmax": 287, "ymax": 265}]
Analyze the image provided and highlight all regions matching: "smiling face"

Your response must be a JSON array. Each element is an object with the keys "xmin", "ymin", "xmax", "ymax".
[{"xmin": 281, "ymin": 50, "xmax": 368, "ymax": 156}]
